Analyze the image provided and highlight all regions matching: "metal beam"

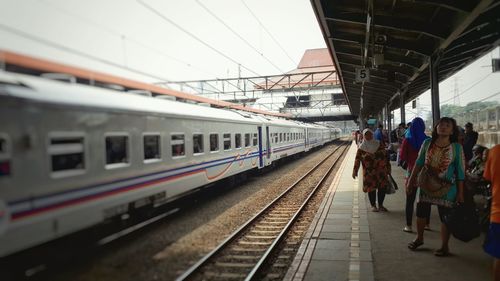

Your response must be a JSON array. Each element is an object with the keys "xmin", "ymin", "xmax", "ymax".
[
  {"xmin": 430, "ymin": 54, "xmax": 441, "ymax": 126},
  {"xmin": 405, "ymin": 0, "xmax": 494, "ymax": 102},
  {"xmin": 411, "ymin": 0, "xmax": 476, "ymax": 13},
  {"xmin": 329, "ymin": 33, "xmax": 433, "ymax": 57},
  {"xmin": 325, "ymin": 12, "xmax": 448, "ymax": 40},
  {"xmin": 335, "ymin": 50, "xmax": 422, "ymax": 71}
]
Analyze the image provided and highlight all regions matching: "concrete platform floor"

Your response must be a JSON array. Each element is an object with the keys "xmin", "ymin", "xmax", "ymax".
[{"xmin": 284, "ymin": 142, "xmax": 492, "ymax": 281}]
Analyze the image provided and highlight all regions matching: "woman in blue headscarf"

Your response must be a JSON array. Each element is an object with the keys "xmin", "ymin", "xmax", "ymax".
[{"xmin": 400, "ymin": 117, "xmax": 430, "ymax": 232}]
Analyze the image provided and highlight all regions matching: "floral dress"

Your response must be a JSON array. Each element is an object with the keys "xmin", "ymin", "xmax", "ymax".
[
  {"xmin": 415, "ymin": 139, "xmax": 465, "ymax": 207},
  {"xmin": 353, "ymin": 143, "xmax": 391, "ymax": 193}
]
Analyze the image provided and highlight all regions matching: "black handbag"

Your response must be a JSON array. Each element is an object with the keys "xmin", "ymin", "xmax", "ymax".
[
  {"xmin": 386, "ymin": 174, "xmax": 398, "ymax": 195},
  {"xmin": 443, "ymin": 204, "xmax": 481, "ymax": 242}
]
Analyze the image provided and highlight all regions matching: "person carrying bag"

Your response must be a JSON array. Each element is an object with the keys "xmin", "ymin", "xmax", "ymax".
[{"xmin": 406, "ymin": 117, "xmax": 465, "ymax": 257}]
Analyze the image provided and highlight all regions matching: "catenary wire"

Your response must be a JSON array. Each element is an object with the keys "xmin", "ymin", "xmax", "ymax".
[
  {"xmin": 0, "ymin": 23, "xmax": 172, "ymax": 82},
  {"xmin": 136, "ymin": 0, "xmax": 261, "ymax": 77},
  {"xmin": 240, "ymin": 0, "xmax": 297, "ymax": 66},
  {"xmin": 195, "ymin": 0, "xmax": 284, "ymax": 73}
]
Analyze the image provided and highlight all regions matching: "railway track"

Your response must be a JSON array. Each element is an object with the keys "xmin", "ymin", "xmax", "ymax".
[{"xmin": 176, "ymin": 141, "xmax": 350, "ymax": 281}]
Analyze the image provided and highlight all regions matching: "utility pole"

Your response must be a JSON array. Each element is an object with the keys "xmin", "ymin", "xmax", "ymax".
[{"xmin": 453, "ymin": 77, "xmax": 460, "ymax": 106}]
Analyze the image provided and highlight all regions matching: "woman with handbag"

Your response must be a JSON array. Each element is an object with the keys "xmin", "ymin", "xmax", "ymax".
[
  {"xmin": 400, "ymin": 117, "xmax": 431, "ymax": 233},
  {"xmin": 406, "ymin": 117, "xmax": 465, "ymax": 256},
  {"xmin": 352, "ymin": 128, "xmax": 391, "ymax": 212}
]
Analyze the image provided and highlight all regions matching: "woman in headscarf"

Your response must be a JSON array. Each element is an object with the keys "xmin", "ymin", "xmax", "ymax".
[
  {"xmin": 400, "ymin": 117, "xmax": 430, "ymax": 233},
  {"xmin": 353, "ymin": 129, "xmax": 392, "ymax": 212}
]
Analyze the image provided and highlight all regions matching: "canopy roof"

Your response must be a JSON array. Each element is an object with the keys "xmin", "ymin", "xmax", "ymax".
[{"xmin": 311, "ymin": 0, "xmax": 500, "ymax": 117}]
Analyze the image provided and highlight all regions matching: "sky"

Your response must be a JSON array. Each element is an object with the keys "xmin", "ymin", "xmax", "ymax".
[
  {"xmin": 0, "ymin": 0, "xmax": 326, "ymax": 82},
  {"xmin": 0, "ymin": 0, "xmax": 499, "ymax": 120}
]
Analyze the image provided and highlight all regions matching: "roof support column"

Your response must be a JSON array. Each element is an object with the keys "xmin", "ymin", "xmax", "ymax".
[
  {"xmin": 400, "ymin": 92, "xmax": 406, "ymax": 125},
  {"xmin": 386, "ymin": 104, "xmax": 392, "ymax": 133},
  {"xmin": 430, "ymin": 53, "xmax": 442, "ymax": 126}
]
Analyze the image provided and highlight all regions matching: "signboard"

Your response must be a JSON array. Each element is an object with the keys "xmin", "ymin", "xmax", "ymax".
[{"xmin": 355, "ymin": 68, "xmax": 370, "ymax": 82}]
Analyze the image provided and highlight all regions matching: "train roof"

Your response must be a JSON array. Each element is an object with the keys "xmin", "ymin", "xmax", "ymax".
[
  {"xmin": 0, "ymin": 71, "xmax": 265, "ymax": 124},
  {"xmin": 0, "ymin": 71, "xmax": 333, "ymax": 130}
]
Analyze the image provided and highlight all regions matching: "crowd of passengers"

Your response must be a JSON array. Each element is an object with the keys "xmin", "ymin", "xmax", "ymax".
[{"xmin": 352, "ymin": 118, "xmax": 500, "ymax": 279}]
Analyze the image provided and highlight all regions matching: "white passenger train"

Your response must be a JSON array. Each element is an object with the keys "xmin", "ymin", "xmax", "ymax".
[{"xmin": 0, "ymin": 71, "xmax": 339, "ymax": 258}]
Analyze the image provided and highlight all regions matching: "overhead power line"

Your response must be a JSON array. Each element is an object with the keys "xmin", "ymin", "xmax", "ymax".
[
  {"xmin": 240, "ymin": 0, "xmax": 298, "ymax": 66},
  {"xmin": 39, "ymin": 0, "xmax": 218, "ymax": 79},
  {"xmin": 0, "ymin": 23, "xmax": 172, "ymax": 82},
  {"xmin": 441, "ymin": 72, "xmax": 494, "ymax": 104},
  {"xmin": 194, "ymin": 0, "xmax": 284, "ymax": 73},
  {"xmin": 137, "ymin": 0, "xmax": 261, "ymax": 77}
]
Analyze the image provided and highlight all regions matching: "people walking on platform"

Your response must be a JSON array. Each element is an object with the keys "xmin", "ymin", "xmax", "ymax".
[
  {"xmin": 352, "ymin": 128, "xmax": 391, "ymax": 212},
  {"xmin": 466, "ymin": 145, "xmax": 489, "ymax": 196},
  {"xmin": 400, "ymin": 117, "xmax": 430, "ymax": 233},
  {"xmin": 374, "ymin": 124, "xmax": 384, "ymax": 143},
  {"xmin": 464, "ymin": 122, "xmax": 479, "ymax": 162},
  {"xmin": 483, "ymin": 144, "xmax": 500, "ymax": 280},
  {"xmin": 354, "ymin": 130, "xmax": 361, "ymax": 146},
  {"xmin": 396, "ymin": 122, "xmax": 406, "ymax": 144},
  {"xmin": 406, "ymin": 117, "xmax": 465, "ymax": 256}
]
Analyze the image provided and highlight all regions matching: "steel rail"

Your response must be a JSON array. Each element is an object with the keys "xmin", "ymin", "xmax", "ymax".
[{"xmin": 176, "ymin": 141, "xmax": 349, "ymax": 281}]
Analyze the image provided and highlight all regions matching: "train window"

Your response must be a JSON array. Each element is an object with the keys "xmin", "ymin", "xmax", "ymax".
[
  {"xmin": 0, "ymin": 138, "xmax": 5, "ymax": 154},
  {"xmin": 252, "ymin": 133, "xmax": 258, "ymax": 146},
  {"xmin": 244, "ymin": 133, "xmax": 250, "ymax": 147},
  {"xmin": 49, "ymin": 136, "xmax": 85, "ymax": 176},
  {"xmin": 223, "ymin": 133, "xmax": 231, "ymax": 150},
  {"xmin": 193, "ymin": 134, "xmax": 204, "ymax": 154},
  {"xmin": 210, "ymin": 134, "xmax": 219, "ymax": 152},
  {"xmin": 275, "ymin": 134, "xmax": 278, "ymax": 143},
  {"xmin": 0, "ymin": 135, "xmax": 9, "ymax": 177},
  {"xmin": 171, "ymin": 134, "xmax": 185, "ymax": 157},
  {"xmin": 279, "ymin": 133, "xmax": 282, "ymax": 143},
  {"xmin": 235, "ymin": 134, "xmax": 241, "ymax": 149},
  {"xmin": 287, "ymin": 133, "xmax": 290, "ymax": 142},
  {"xmin": 143, "ymin": 134, "xmax": 161, "ymax": 162},
  {"xmin": 105, "ymin": 135, "xmax": 129, "ymax": 167}
]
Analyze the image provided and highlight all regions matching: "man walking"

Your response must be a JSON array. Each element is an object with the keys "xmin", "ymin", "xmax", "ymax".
[{"xmin": 464, "ymin": 122, "xmax": 478, "ymax": 162}]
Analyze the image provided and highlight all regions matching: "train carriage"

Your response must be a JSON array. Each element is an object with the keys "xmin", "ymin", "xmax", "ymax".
[{"xmin": 0, "ymin": 71, "xmax": 338, "ymax": 258}]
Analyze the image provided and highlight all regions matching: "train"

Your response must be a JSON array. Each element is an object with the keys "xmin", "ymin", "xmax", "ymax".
[{"xmin": 0, "ymin": 70, "xmax": 340, "ymax": 258}]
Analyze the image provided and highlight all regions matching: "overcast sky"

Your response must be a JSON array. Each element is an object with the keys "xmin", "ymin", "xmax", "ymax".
[
  {"xmin": 0, "ymin": 0, "xmax": 326, "ymax": 82},
  {"xmin": 0, "ymin": 0, "xmax": 499, "ymax": 119}
]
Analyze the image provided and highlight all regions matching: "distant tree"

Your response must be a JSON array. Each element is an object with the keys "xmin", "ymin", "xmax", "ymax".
[
  {"xmin": 441, "ymin": 104, "xmax": 464, "ymax": 117},
  {"xmin": 463, "ymin": 101, "xmax": 498, "ymax": 112}
]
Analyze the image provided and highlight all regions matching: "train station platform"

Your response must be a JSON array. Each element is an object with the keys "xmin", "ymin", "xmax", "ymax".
[{"xmin": 284, "ymin": 141, "xmax": 492, "ymax": 281}]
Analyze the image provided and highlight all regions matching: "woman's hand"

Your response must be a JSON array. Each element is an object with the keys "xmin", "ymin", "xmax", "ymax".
[
  {"xmin": 352, "ymin": 171, "xmax": 357, "ymax": 179},
  {"xmin": 405, "ymin": 178, "xmax": 415, "ymax": 195},
  {"xmin": 456, "ymin": 191, "xmax": 465, "ymax": 204}
]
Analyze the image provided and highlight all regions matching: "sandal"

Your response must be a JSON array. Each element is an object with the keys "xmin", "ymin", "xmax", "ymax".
[
  {"xmin": 378, "ymin": 206, "xmax": 388, "ymax": 212},
  {"xmin": 434, "ymin": 249, "xmax": 450, "ymax": 257},
  {"xmin": 408, "ymin": 239, "xmax": 424, "ymax": 250},
  {"xmin": 371, "ymin": 206, "xmax": 379, "ymax": 212}
]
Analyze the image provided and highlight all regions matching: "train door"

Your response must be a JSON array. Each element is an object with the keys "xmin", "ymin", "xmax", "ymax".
[
  {"xmin": 265, "ymin": 126, "xmax": 271, "ymax": 160},
  {"xmin": 257, "ymin": 126, "xmax": 263, "ymax": 168},
  {"xmin": 305, "ymin": 128, "xmax": 309, "ymax": 151}
]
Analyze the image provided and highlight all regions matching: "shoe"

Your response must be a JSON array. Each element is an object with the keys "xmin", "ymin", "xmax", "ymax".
[
  {"xmin": 424, "ymin": 225, "xmax": 431, "ymax": 231},
  {"xmin": 378, "ymin": 206, "xmax": 388, "ymax": 212},
  {"xmin": 371, "ymin": 206, "xmax": 379, "ymax": 212},
  {"xmin": 434, "ymin": 248, "xmax": 450, "ymax": 257},
  {"xmin": 408, "ymin": 239, "xmax": 424, "ymax": 250},
  {"xmin": 403, "ymin": 226, "xmax": 412, "ymax": 233}
]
